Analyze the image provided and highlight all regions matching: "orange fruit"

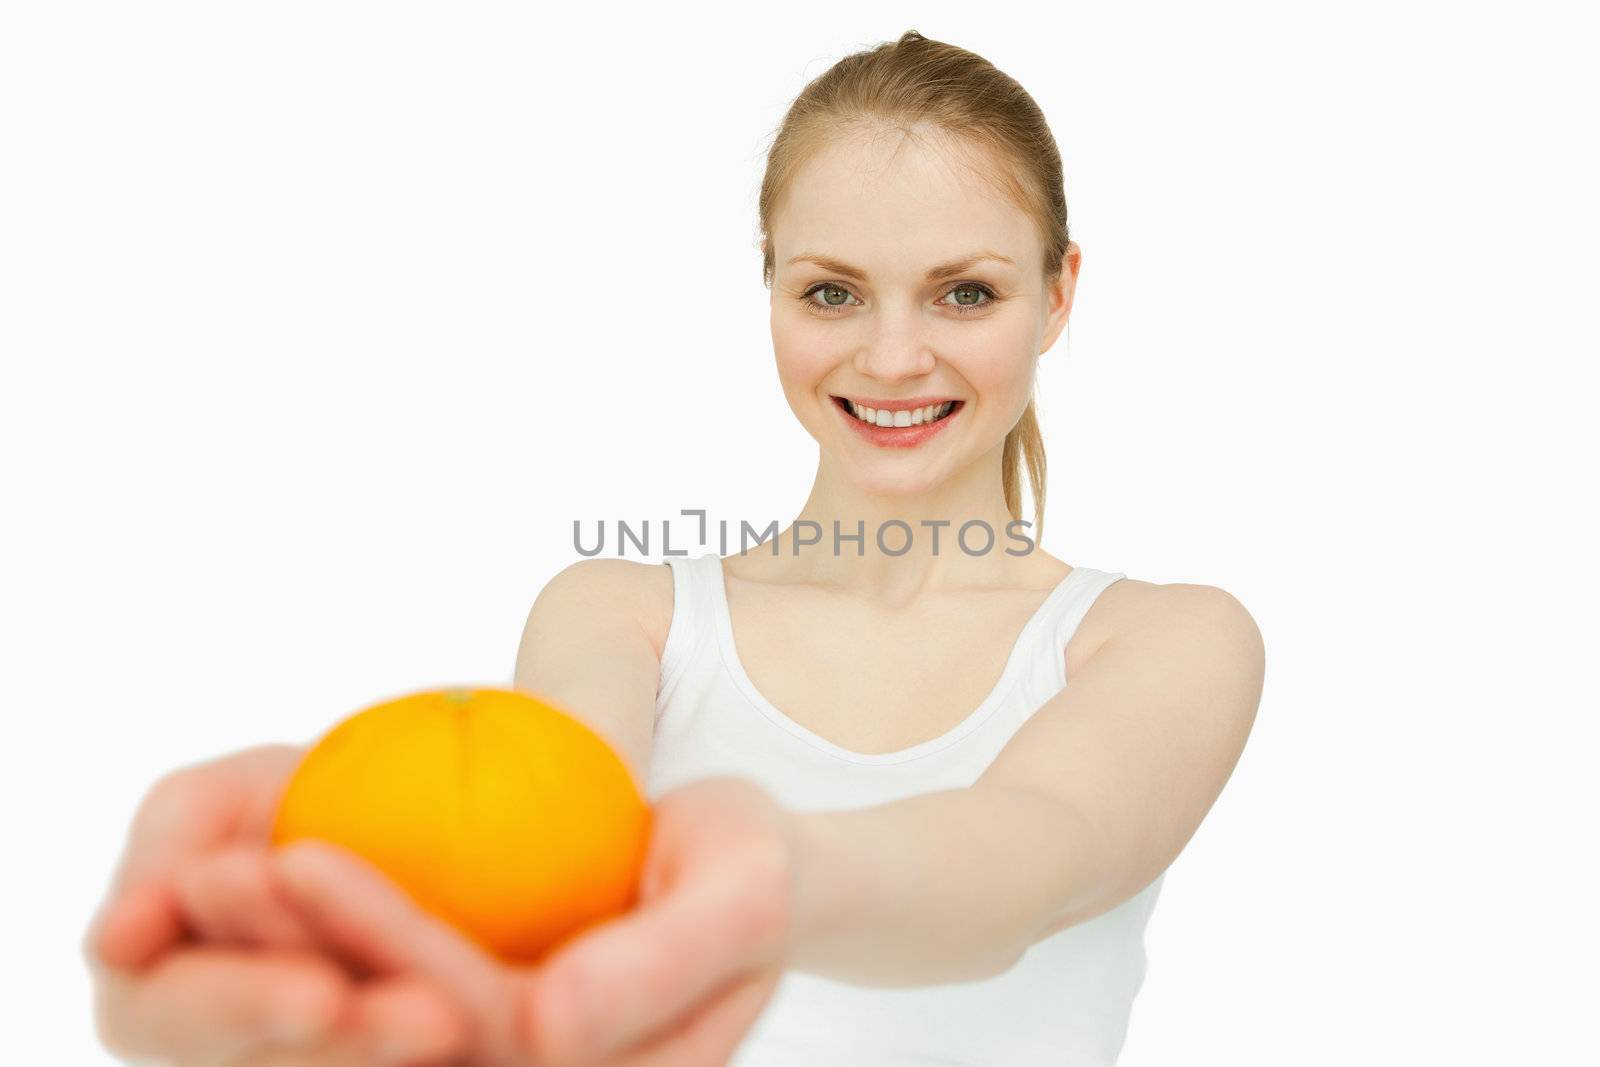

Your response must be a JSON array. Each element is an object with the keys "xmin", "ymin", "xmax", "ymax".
[{"xmin": 270, "ymin": 685, "xmax": 652, "ymax": 964}]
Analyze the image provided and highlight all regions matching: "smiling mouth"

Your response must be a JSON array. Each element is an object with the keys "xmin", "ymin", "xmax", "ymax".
[{"xmin": 831, "ymin": 395, "xmax": 964, "ymax": 428}]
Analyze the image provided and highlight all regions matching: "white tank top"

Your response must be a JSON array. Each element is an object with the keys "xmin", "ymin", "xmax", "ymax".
[{"xmin": 648, "ymin": 552, "xmax": 1166, "ymax": 1067}]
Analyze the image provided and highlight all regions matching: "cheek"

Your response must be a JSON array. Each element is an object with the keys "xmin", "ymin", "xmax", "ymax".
[
  {"xmin": 961, "ymin": 343, "xmax": 1038, "ymax": 409},
  {"xmin": 771, "ymin": 326, "xmax": 838, "ymax": 389}
]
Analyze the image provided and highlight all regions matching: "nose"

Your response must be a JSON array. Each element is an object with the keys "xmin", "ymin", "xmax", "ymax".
[{"xmin": 852, "ymin": 316, "xmax": 938, "ymax": 383}]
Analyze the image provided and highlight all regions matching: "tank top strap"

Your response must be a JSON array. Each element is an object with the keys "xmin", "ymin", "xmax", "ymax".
[
  {"xmin": 1034, "ymin": 566, "xmax": 1128, "ymax": 684},
  {"xmin": 656, "ymin": 552, "xmax": 721, "ymax": 700}
]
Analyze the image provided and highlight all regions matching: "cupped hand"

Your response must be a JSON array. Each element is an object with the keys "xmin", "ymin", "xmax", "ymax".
[
  {"xmin": 262, "ymin": 774, "xmax": 800, "ymax": 1066},
  {"xmin": 83, "ymin": 744, "xmax": 474, "ymax": 1065}
]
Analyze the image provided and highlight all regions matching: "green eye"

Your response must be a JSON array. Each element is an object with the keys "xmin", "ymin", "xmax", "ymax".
[
  {"xmin": 799, "ymin": 282, "xmax": 998, "ymax": 316},
  {"xmin": 946, "ymin": 284, "xmax": 990, "ymax": 307}
]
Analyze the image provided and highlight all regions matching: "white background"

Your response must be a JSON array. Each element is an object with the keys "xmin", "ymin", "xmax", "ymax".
[{"xmin": 4, "ymin": 2, "xmax": 1595, "ymax": 1063}]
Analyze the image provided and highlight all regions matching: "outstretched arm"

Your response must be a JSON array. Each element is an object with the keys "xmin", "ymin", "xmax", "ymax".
[
  {"xmin": 784, "ymin": 583, "xmax": 1265, "ymax": 986},
  {"xmin": 257, "ymin": 582, "xmax": 1264, "ymax": 1064}
]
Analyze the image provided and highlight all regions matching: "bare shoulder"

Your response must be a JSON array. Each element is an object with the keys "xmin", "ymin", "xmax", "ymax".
[
  {"xmin": 535, "ymin": 556, "xmax": 676, "ymax": 658},
  {"xmin": 1071, "ymin": 573, "xmax": 1261, "ymax": 672},
  {"xmin": 515, "ymin": 558, "xmax": 675, "ymax": 783}
]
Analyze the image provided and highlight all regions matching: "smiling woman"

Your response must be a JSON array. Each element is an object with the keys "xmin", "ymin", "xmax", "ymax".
[{"xmin": 599, "ymin": 26, "xmax": 1264, "ymax": 1067}]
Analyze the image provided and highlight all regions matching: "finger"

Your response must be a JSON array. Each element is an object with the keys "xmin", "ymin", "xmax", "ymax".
[
  {"xmin": 243, "ymin": 975, "xmax": 474, "ymax": 1067},
  {"xmin": 86, "ymin": 746, "xmax": 305, "ymax": 972},
  {"xmin": 524, "ymin": 861, "xmax": 788, "ymax": 1064},
  {"xmin": 115, "ymin": 746, "xmax": 300, "ymax": 895},
  {"xmin": 609, "ymin": 965, "xmax": 783, "ymax": 1067},
  {"xmin": 85, "ymin": 799, "xmax": 214, "ymax": 972},
  {"xmin": 348, "ymin": 975, "xmax": 474, "ymax": 1066},
  {"xmin": 89, "ymin": 846, "xmax": 316, "ymax": 975},
  {"xmin": 174, "ymin": 844, "xmax": 322, "ymax": 951},
  {"xmin": 88, "ymin": 870, "xmax": 208, "ymax": 974},
  {"xmin": 270, "ymin": 840, "xmax": 523, "ymax": 1057},
  {"xmin": 94, "ymin": 944, "xmax": 350, "ymax": 1064}
]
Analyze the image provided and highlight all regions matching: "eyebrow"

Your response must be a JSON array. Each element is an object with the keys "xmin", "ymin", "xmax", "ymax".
[{"xmin": 785, "ymin": 250, "xmax": 1017, "ymax": 283}]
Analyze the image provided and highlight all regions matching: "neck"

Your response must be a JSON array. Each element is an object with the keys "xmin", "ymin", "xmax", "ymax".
[{"xmin": 737, "ymin": 443, "xmax": 1044, "ymax": 600}]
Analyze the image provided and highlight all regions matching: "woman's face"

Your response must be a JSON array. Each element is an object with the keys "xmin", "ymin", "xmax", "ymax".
[{"xmin": 767, "ymin": 129, "xmax": 1076, "ymax": 499}]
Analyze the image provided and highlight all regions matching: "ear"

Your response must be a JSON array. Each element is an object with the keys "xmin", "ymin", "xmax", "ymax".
[{"xmin": 1039, "ymin": 241, "xmax": 1081, "ymax": 356}]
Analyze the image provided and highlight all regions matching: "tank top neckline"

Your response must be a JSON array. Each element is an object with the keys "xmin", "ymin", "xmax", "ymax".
[{"xmin": 698, "ymin": 552, "xmax": 1087, "ymax": 766}]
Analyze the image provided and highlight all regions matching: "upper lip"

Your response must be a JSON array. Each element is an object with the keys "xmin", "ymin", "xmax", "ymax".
[{"xmin": 832, "ymin": 394, "xmax": 960, "ymax": 412}]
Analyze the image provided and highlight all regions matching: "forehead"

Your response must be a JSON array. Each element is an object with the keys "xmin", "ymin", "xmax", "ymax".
[{"xmin": 774, "ymin": 128, "xmax": 1038, "ymax": 277}]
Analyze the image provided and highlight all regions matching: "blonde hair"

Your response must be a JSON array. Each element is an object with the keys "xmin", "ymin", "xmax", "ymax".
[{"xmin": 757, "ymin": 29, "xmax": 1068, "ymax": 545}]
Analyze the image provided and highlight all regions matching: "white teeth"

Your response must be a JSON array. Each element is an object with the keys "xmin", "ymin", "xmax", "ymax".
[{"xmin": 845, "ymin": 400, "xmax": 955, "ymax": 427}]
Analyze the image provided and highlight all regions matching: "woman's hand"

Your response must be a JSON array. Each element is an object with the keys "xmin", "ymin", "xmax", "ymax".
[
  {"xmin": 518, "ymin": 775, "xmax": 796, "ymax": 1064},
  {"xmin": 264, "ymin": 774, "xmax": 799, "ymax": 1066},
  {"xmin": 83, "ymin": 744, "xmax": 475, "ymax": 1065}
]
